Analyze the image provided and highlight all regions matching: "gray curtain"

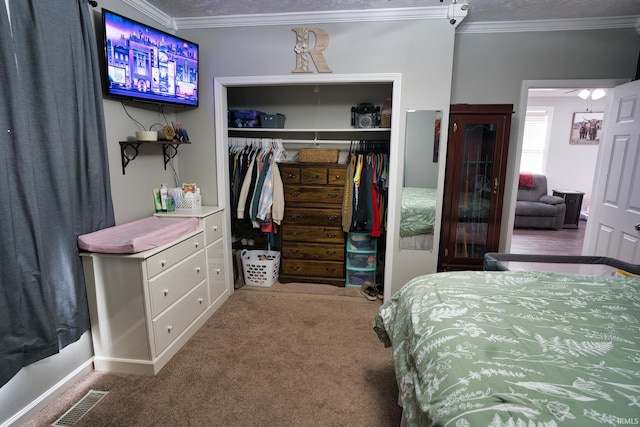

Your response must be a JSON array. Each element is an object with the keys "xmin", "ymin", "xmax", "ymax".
[{"xmin": 0, "ymin": 0, "xmax": 114, "ymax": 387}]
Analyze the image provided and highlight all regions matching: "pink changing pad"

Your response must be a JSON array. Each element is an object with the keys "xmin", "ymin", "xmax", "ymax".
[{"xmin": 78, "ymin": 216, "xmax": 200, "ymax": 254}]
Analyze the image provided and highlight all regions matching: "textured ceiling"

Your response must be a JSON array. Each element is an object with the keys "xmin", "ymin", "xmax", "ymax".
[{"xmin": 142, "ymin": 0, "xmax": 640, "ymax": 23}]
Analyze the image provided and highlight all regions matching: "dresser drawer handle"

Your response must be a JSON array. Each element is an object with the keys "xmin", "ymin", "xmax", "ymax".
[
  {"xmin": 196, "ymin": 266, "xmax": 201, "ymax": 273},
  {"xmin": 328, "ymin": 193, "xmax": 339, "ymax": 198},
  {"xmin": 163, "ymin": 289, "xmax": 169, "ymax": 296},
  {"xmin": 167, "ymin": 326, "xmax": 173, "ymax": 333},
  {"xmin": 290, "ymin": 248, "xmax": 300, "ymax": 253},
  {"xmin": 327, "ymin": 215, "xmax": 337, "ymax": 221},
  {"xmin": 198, "ymin": 298, "xmax": 204, "ymax": 304},
  {"xmin": 212, "ymin": 225, "xmax": 218, "ymax": 231},
  {"xmin": 216, "ymin": 268, "xmax": 221, "ymax": 275},
  {"xmin": 326, "ymin": 251, "xmax": 336, "ymax": 255},
  {"xmin": 308, "ymin": 173, "xmax": 320, "ymax": 179},
  {"xmin": 290, "ymin": 191, "xmax": 301, "ymax": 197},
  {"xmin": 325, "ymin": 267, "xmax": 336, "ymax": 273},
  {"xmin": 289, "ymin": 231, "xmax": 300, "ymax": 236},
  {"xmin": 290, "ymin": 265, "xmax": 300, "ymax": 271},
  {"xmin": 335, "ymin": 175, "xmax": 342, "ymax": 180},
  {"xmin": 290, "ymin": 214, "xmax": 300, "ymax": 220},
  {"xmin": 287, "ymin": 173, "xmax": 296, "ymax": 179},
  {"xmin": 326, "ymin": 233, "xmax": 337, "ymax": 237},
  {"xmin": 160, "ymin": 260, "xmax": 167, "ymax": 267}
]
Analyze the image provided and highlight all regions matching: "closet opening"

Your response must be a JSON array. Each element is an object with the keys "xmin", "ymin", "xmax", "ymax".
[{"xmin": 215, "ymin": 75, "xmax": 401, "ymax": 301}]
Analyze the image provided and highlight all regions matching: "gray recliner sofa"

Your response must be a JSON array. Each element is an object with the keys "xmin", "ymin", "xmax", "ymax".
[{"xmin": 514, "ymin": 173, "xmax": 566, "ymax": 230}]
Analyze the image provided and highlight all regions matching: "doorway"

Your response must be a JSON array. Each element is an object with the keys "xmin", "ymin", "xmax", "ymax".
[{"xmin": 505, "ymin": 79, "xmax": 628, "ymax": 256}]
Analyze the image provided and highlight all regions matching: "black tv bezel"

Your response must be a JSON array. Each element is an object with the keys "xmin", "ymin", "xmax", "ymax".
[{"xmin": 101, "ymin": 8, "xmax": 199, "ymax": 108}]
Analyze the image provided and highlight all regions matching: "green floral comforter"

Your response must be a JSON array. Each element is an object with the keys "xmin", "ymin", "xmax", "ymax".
[
  {"xmin": 374, "ymin": 270, "xmax": 640, "ymax": 427},
  {"xmin": 400, "ymin": 187, "xmax": 437, "ymax": 237}
]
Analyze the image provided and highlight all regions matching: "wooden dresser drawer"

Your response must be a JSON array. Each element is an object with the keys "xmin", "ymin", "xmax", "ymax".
[
  {"xmin": 148, "ymin": 251, "xmax": 207, "ymax": 317},
  {"xmin": 280, "ymin": 165, "xmax": 301, "ymax": 184},
  {"xmin": 204, "ymin": 210, "xmax": 223, "ymax": 245},
  {"xmin": 300, "ymin": 167, "xmax": 329, "ymax": 184},
  {"xmin": 281, "ymin": 259, "xmax": 344, "ymax": 278},
  {"xmin": 281, "ymin": 226, "xmax": 344, "ymax": 243},
  {"xmin": 152, "ymin": 280, "xmax": 208, "ymax": 355},
  {"xmin": 327, "ymin": 167, "xmax": 347, "ymax": 185},
  {"xmin": 282, "ymin": 242, "xmax": 344, "ymax": 261},
  {"xmin": 284, "ymin": 185, "xmax": 343, "ymax": 204},
  {"xmin": 147, "ymin": 233, "xmax": 204, "ymax": 278},
  {"xmin": 283, "ymin": 207, "xmax": 342, "ymax": 226}
]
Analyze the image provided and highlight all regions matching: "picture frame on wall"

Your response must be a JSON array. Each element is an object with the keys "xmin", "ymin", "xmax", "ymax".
[{"xmin": 570, "ymin": 112, "xmax": 603, "ymax": 145}]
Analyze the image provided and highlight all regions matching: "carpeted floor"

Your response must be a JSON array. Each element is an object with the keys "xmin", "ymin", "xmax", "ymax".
[{"xmin": 25, "ymin": 285, "xmax": 401, "ymax": 427}]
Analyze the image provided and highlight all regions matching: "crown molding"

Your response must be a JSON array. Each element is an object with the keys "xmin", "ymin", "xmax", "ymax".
[
  {"xmin": 121, "ymin": 0, "xmax": 640, "ymax": 34},
  {"xmin": 121, "ymin": 0, "xmax": 175, "ymax": 30},
  {"xmin": 172, "ymin": 6, "xmax": 448, "ymax": 29},
  {"xmin": 457, "ymin": 15, "xmax": 640, "ymax": 34}
]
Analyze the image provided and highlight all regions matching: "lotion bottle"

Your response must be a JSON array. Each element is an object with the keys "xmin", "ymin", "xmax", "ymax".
[{"xmin": 160, "ymin": 184, "xmax": 168, "ymax": 212}]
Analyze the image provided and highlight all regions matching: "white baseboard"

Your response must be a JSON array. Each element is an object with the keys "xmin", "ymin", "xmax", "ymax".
[{"xmin": 1, "ymin": 359, "xmax": 94, "ymax": 427}]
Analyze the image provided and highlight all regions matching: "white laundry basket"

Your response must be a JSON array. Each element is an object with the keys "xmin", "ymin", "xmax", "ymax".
[{"xmin": 241, "ymin": 249, "xmax": 280, "ymax": 287}]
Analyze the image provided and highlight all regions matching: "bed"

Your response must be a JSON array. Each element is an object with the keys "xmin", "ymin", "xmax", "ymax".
[
  {"xmin": 374, "ymin": 267, "xmax": 640, "ymax": 427},
  {"xmin": 400, "ymin": 187, "xmax": 437, "ymax": 250}
]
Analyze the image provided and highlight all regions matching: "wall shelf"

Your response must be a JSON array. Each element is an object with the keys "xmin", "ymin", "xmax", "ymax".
[
  {"xmin": 119, "ymin": 140, "xmax": 191, "ymax": 175},
  {"xmin": 227, "ymin": 127, "xmax": 390, "ymax": 142}
]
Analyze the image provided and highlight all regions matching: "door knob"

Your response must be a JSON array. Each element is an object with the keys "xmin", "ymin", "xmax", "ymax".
[{"xmin": 636, "ymin": 223, "xmax": 640, "ymax": 231}]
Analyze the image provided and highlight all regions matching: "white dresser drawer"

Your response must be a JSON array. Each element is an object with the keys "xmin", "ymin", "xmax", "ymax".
[
  {"xmin": 206, "ymin": 241, "xmax": 226, "ymax": 303},
  {"xmin": 147, "ymin": 232, "xmax": 204, "ymax": 278},
  {"xmin": 204, "ymin": 210, "xmax": 223, "ymax": 246},
  {"xmin": 148, "ymin": 251, "xmax": 207, "ymax": 317},
  {"xmin": 152, "ymin": 281, "xmax": 208, "ymax": 355}
]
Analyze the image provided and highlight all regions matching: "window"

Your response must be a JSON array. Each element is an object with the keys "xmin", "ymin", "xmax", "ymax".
[{"xmin": 520, "ymin": 107, "xmax": 552, "ymax": 174}]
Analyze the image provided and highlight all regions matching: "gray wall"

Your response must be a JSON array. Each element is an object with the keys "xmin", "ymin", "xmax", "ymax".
[
  {"xmin": 450, "ymin": 29, "xmax": 639, "ymax": 249},
  {"xmin": 2, "ymin": 3, "xmax": 639, "ymax": 423}
]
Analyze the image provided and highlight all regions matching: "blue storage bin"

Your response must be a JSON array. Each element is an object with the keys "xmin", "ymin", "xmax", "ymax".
[{"xmin": 230, "ymin": 110, "xmax": 264, "ymax": 128}]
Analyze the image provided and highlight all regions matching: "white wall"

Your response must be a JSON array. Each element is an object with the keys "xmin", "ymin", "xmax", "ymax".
[{"xmin": 527, "ymin": 95, "xmax": 607, "ymax": 212}]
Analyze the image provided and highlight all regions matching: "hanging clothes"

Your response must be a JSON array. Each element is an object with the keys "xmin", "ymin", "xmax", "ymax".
[
  {"xmin": 229, "ymin": 138, "xmax": 285, "ymax": 232},
  {"xmin": 342, "ymin": 140, "xmax": 389, "ymax": 236}
]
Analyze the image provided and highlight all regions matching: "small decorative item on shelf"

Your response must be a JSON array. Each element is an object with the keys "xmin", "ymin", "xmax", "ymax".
[{"xmin": 171, "ymin": 121, "xmax": 189, "ymax": 142}]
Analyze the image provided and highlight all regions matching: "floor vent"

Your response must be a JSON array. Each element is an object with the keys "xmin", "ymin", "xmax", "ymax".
[{"xmin": 51, "ymin": 390, "xmax": 109, "ymax": 427}]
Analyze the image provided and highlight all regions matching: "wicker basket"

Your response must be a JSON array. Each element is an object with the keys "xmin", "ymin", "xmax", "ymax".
[{"xmin": 298, "ymin": 148, "xmax": 339, "ymax": 163}]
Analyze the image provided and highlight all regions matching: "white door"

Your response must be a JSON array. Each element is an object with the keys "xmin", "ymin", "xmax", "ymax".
[{"xmin": 583, "ymin": 79, "xmax": 640, "ymax": 263}]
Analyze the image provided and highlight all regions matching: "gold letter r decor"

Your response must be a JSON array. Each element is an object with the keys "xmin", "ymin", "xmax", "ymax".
[{"xmin": 292, "ymin": 28, "xmax": 333, "ymax": 73}]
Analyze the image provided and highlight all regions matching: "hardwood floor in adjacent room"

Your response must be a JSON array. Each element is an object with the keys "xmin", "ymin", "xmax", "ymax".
[{"xmin": 510, "ymin": 220, "xmax": 586, "ymax": 256}]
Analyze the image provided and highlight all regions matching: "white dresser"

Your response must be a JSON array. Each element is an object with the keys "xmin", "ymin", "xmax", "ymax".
[{"xmin": 81, "ymin": 206, "xmax": 230, "ymax": 375}]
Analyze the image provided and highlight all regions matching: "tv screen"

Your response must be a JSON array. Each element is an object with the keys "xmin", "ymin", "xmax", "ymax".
[{"xmin": 102, "ymin": 9, "xmax": 199, "ymax": 107}]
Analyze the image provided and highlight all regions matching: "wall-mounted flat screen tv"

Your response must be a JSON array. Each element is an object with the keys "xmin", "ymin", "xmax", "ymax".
[{"xmin": 102, "ymin": 9, "xmax": 199, "ymax": 107}]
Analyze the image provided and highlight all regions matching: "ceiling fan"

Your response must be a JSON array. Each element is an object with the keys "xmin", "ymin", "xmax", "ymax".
[{"xmin": 564, "ymin": 88, "xmax": 607, "ymax": 99}]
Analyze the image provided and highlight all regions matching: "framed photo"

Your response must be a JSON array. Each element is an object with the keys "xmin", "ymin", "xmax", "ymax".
[
  {"xmin": 570, "ymin": 112, "xmax": 603, "ymax": 145},
  {"xmin": 432, "ymin": 111, "xmax": 442, "ymax": 162}
]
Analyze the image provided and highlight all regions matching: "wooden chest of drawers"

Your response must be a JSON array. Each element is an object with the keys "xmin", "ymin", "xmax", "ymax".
[{"xmin": 279, "ymin": 162, "xmax": 347, "ymax": 286}]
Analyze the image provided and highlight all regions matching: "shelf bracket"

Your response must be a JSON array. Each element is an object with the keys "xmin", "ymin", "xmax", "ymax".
[
  {"xmin": 120, "ymin": 142, "xmax": 142, "ymax": 175},
  {"xmin": 163, "ymin": 143, "xmax": 180, "ymax": 170}
]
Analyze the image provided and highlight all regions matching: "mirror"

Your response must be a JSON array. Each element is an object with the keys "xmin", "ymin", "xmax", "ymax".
[{"xmin": 400, "ymin": 110, "xmax": 441, "ymax": 250}]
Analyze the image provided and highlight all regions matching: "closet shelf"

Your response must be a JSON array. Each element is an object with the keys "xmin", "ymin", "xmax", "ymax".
[
  {"xmin": 228, "ymin": 127, "xmax": 390, "ymax": 141},
  {"xmin": 119, "ymin": 140, "xmax": 191, "ymax": 175}
]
